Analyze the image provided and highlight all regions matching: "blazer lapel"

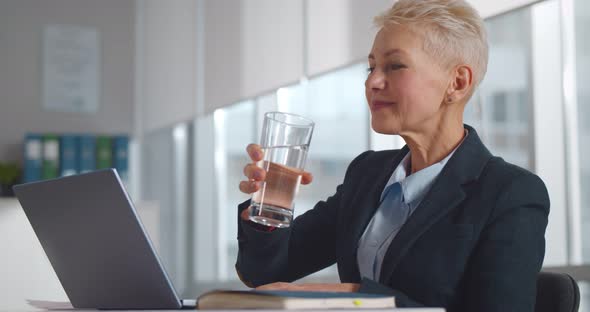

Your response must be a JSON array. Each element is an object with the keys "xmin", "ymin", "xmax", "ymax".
[
  {"xmin": 350, "ymin": 146, "xmax": 410, "ymax": 241},
  {"xmin": 344, "ymin": 146, "xmax": 409, "ymax": 281},
  {"xmin": 378, "ymin": 125, "xmax": 492, "ymax": 284},
  {"xmin": 378, "ymin": 169, "xmax": 466, "ymax": 283}
]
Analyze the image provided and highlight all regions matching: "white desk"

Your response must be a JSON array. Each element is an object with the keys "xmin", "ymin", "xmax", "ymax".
[
  {"xmin": 10, "ymin": 309, "xmax": 444, "ymax": 312},
  {"xmin": 6, "ymin": 298, "xmax": 445, "ymax": 311},
  {"xmin": 9, "ymin": 308, "xmax": 445, "ymax": 312},
  {"xmin": 0, "ymin": 199, "xmax": 444, "ymax": 312},
  {"xmin": 8, "ymin": 298, "xmax": 445, "ymax": 311}
]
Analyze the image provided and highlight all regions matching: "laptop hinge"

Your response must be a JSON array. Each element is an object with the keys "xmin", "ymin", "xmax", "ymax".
[{"xmin": 181, "ymin": 299, "xmax": 197, "ymax": 309}]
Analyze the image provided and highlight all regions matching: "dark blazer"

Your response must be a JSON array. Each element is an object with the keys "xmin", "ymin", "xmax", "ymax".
[{"xmin": 236, "ymin": 125, "xmax": 550, "ymax": 312}]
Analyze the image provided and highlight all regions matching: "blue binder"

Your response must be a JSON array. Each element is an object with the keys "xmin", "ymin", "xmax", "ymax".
[
  {"xmin": 23, "ymin": 134, "xmax": 43, "ymax": 183},
  {"xmin": 113, "ymin": 136, "xmax": 129, "ymax": 183},
  {"xmin": 60, "ymin": 135, "xmax": 79, "ymax": 177},
  {"xmin": 78, "ymin": 135, "xmax": 96, "ymax": 174}
]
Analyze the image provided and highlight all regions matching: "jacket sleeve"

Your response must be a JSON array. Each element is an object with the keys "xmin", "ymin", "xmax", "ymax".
[
  {"xmin": 456, "ymin": 173, "xmax": 549, "ymax": 312},
  {"xmin": 359, "ymin": 173, "xmax": 549, "ymax": 311},
  {"xmin": 235, "ymin": 151, "xmax": 372, "ymax": 287}
]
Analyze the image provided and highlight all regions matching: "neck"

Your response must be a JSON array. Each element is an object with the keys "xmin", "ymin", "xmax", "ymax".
[{"xmin": 401, "ymin": 113, "xmax": 465, "ymax": 174}]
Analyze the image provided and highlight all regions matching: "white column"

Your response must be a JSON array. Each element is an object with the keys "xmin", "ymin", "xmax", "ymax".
[
  {"xmin": 531, "ymin": 0, "xmax": 569, "ymax": 266},
  {"xmin": 560, "ymin": 0, "xmax": 583, "ymax": 265}
]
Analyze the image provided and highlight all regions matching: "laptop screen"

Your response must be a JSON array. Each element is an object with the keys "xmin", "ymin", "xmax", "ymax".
[{"xmin": 14, "ymin": 169, "xmax": 182, "ymax": 309}]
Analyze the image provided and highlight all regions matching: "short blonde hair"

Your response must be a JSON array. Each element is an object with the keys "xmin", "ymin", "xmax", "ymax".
[{"xmin": 375, "ymin": 0, "xmax": 488, "ymax": 87}]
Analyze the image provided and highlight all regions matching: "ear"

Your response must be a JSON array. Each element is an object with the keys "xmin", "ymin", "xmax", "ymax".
[{"xmin": 445, "ymin": 65, "xmax": 473, "ymax": 104}]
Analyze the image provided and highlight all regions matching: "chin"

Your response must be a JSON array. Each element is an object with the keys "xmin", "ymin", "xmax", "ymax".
[{"xmin": 370, "ymin": 118, "xmax": 400, "ymax": 135}]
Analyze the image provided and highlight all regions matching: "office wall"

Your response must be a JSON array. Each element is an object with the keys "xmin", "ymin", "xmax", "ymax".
[
  {"xmin": 306, "ymin": 0, "xmax": 392, "ymax": 77},
  {"xmin": 136, "ymin": 0, "xmax": 199, "ymax": 134},
  {"xmin": 137, "ymin": 0, "xmax": 305, "ymax": 126},
  {"xmin": 203, "ymin": 0, "xmax": 304, "ymax": 115},
  {"xmin": 0, "ymin": 0, "xmax": 135, "ymax": 163}
]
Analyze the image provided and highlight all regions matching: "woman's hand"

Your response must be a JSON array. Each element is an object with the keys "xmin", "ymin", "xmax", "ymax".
[
  {"xmin": 239, "ymin": 144, "xmax": 313, "ymax": 195},
  {"xmin": 256, "ymin": 282, "xmax": 360, "ymax": 292},
  {"xmin": 239, "ymin": 144, "xmax": 313, "ymax": 221}
]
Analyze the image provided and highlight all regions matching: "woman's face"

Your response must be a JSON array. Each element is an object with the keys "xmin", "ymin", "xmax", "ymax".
[{"xmin": 365, "ymin": 24, "xmax": 451, "ymax": 135}]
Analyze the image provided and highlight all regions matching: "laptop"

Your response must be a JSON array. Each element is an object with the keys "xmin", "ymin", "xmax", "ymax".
[{"xmin": 13, "ymin": 169, "xmax": 195, "ymax": 309}]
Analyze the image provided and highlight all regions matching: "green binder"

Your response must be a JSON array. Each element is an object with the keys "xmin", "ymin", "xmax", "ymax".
[
  {"xmin": 42, "ymin": 134, "xmax": 60, "ymax": 180},
  {"xmin": 96, "ymin": 136, "xmax": 113, "ymax": 169}
]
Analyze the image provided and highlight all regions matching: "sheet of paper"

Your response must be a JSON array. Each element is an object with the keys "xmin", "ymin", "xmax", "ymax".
[
  {"xmin": 43, "ymin": 25, "xmax": 100, "ymax": 114},
  {"xmin": 26, "ymin": 299, "xmax": 73, "ymax": 310}
]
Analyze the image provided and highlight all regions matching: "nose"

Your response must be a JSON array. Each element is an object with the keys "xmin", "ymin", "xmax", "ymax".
[{"xmin": 365, "ymin": 70, "xmax": 386, "ymax": 91}]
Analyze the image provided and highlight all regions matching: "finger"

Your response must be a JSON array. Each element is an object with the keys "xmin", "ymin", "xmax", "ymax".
[
  {"xmin": 256, "ymin": 282, "xmax": 291, "ymax": 291},
  {"xmin": 239, "ymin": 180, "xmax": 261, "ymax": 194},
  {"xmin": 240, "ymin": 207, "xmax": 250, "ymax": 221},
  {"xmin": 256, "ymin": 282, "xmax": 353, "ymax": 292},
  {"xmin": 243, "ymin": 164, "xmax": 266, "ymax": 181},
  {"xmin": 246, "ymin": 144, "xmax": 264, "ymax": 161},
  {"xmin": 301, "ymin": 172, "xmax": 313, "ymax": 185}
]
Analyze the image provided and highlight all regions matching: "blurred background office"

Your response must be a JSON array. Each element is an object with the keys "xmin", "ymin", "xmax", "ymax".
[{"xmin": 0, "ymin": 0, "xmax": 589, "ymax": 310}]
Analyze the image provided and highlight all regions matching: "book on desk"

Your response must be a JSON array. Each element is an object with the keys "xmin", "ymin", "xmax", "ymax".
[{"xmin": 196, "ymin": 290, "xmax": 396, "ymax": 310}]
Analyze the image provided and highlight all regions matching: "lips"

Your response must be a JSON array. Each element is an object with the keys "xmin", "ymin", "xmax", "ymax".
[{"xmin": 370, "ymin": 100, "xmax": 395, "ymax": 111}]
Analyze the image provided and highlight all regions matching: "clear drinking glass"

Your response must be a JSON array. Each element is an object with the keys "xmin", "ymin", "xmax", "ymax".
[{"xmin": 248, "ymin": 112, "xmax": 314, "ymax": 228}]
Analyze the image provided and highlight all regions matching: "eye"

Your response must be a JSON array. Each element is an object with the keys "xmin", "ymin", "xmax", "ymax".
[
  {"xmin": 366, "ymin": 66, "xmax": 375, "ymax": 74},
  {"xmin": 387, "ymin": 63, "xmax": 406, "ymax": 71}
]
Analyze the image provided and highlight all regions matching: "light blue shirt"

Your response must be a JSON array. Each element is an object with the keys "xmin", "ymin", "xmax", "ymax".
[{"xmin": 357, "ymin": 131, "xmax": 468, "ymax": 281}]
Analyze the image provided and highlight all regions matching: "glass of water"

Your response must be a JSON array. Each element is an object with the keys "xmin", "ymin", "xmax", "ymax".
[{"xmin": 248, "ymin": 112, "xmax": 314, "ymax": 228}]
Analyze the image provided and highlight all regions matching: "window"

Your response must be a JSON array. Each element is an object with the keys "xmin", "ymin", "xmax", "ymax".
[
  {"xmin": 214, "ymin": 101, "xmax": 256, "ymax": 280},
  {"xmin": 212, "ymin": 63, "xmax": 369, "ymax": 282},
  {"xmin": 465, "ymin": 8, "xmax": 533, "ymax": 170},
  {"xmin": 276, "ymin": 63, "xmax": 369, "ymax": 218}
]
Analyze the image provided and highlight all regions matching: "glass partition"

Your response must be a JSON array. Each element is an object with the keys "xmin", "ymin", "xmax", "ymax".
[
  {"xmin": 214, "ymin": 101, "xmax": 256, "ymax": 280},
  {"xmin": 465, "ymin": 9, "xmax": 533, "ymax": 170}
]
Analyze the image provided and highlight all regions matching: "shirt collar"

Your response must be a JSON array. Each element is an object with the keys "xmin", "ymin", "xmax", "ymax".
[{"xmin": 381, "ymin": 130, "xmax": 469, "ymax": 204}]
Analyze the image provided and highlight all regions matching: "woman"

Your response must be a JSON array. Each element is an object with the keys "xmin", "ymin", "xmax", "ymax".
[{"xmin": 236, "ymin": 0, "xmax": 549, "ymax": 311}]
